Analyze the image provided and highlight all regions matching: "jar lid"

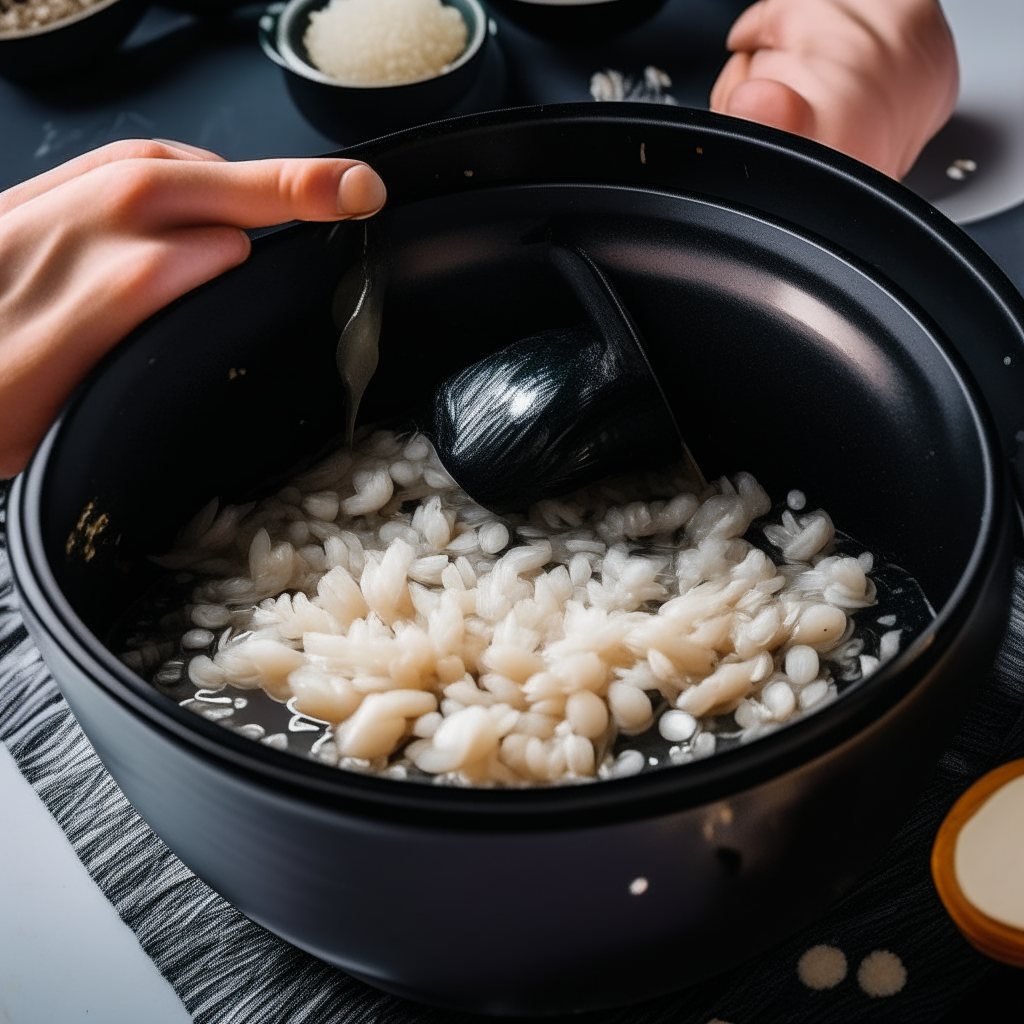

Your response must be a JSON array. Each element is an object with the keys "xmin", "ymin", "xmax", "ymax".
[{"xmin": 932, "ymin": 757, "xmax": 1024, "ymax": 967}]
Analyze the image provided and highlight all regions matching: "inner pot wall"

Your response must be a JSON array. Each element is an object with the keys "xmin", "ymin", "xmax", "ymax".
[{"xmin": 42, "ymin": 186, "xmax": 988, "ymax": 632}]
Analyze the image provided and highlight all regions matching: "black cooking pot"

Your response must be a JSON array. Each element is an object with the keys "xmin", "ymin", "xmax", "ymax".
[{"xmin": 8, "ymin": 106, "xmax": 1024, "ymax": 1015}]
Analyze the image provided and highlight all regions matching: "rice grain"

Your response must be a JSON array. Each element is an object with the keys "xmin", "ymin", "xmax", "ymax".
[{"xmin": 151, "ymin": 430, "xmax": 882, "ymax": 787}]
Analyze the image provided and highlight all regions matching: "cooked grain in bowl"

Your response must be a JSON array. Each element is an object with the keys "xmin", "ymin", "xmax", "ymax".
[
  {"xmin": 304, "ymin": 0, "xmax": 468, "ymax": 85},
  {"xmin": 0, "ymin": 0, "xmax": 105, "ymax": 34},
  {"xmin": 120, "ymin": 430, "xmax": 929, "ymax": 786}
]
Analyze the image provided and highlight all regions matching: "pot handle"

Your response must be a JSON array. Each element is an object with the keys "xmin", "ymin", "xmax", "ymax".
[{"xmin": 258, "ymin": 3, "xmax": 290, "ymax": 69}]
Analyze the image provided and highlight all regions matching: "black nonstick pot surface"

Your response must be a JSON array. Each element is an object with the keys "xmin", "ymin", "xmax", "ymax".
[{"xmin": 8, "ymin": 106, "xmax": 1024, "ymax": 1014}]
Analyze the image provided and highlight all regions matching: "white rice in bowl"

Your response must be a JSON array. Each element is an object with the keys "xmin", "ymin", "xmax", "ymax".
[
  {"xmin": 304, "ymin": 0, "xmax": 469, "ymax": 86},
  {"xmin": 121, "ymin": 430, "xmax": 929, "ymax": 787}
]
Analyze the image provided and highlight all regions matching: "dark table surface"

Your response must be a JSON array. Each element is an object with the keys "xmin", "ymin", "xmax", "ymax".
[{"xmin": 1, "ymin": 2, "xmax": 1022, "ymax": 1019}]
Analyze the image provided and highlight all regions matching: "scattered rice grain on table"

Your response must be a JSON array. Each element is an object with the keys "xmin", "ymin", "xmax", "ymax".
[
  {"xmin": 304, "ymin": 0, "xmax": 468, "ymax": 86},
  {"xmin": 131, "ymin": 429, "xmax": 888, "ymax": 787}
]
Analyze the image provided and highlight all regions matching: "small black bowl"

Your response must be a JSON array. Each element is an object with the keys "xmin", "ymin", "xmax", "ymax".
[
  {"xmin": 259, "ymin": 0, "xmax": 489, "ymax": 138},
  {"xmin": 9, "ymin": 106, "xmax": 1024, "ymax": 1014},
  {"xmin": 487, "ymin": 0, "xmax": 670, "ymax": 41},
  {"xmin": 0, "ymin": 0, "xmax": 148, "ymax": 81}
]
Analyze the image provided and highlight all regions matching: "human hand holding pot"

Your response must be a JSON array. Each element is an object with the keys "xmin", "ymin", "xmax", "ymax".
[
  {"xmin": 710, "ymin": 0, "xmax": 959, "ymax": 178},
  {"xmin": 0, "ymin": 140, "xmax": 387, "ymax": 479}
]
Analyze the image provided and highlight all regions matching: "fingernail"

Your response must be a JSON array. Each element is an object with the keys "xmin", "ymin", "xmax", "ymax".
[{"xmin": 338, "ymin": 163, "xmax": 387, "ymax": 217}]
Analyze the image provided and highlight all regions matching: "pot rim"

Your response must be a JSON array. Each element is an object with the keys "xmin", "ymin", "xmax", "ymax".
[{"xmin": 7, "ymin": 104, "xmax": 1015, "ymax": 831}]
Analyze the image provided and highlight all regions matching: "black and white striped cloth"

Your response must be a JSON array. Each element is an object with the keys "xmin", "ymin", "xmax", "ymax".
[{"xmin": 2, "ymin": 483, "xmax": 1022, "ymax": 1024}]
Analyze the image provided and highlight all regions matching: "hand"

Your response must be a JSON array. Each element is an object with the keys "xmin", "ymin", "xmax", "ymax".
[
  {"xmin": 709, "ymin": 0, "xmax": 959, "ymax": 179},
  {"xmin": 0, "ymin": 140, "xmax": 387, "ymax": 478}
]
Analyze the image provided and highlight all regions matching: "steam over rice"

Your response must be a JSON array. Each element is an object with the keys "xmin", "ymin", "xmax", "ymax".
[
  {"xmin": 304, "ymin": 0, "xmax": 468, "ymax": 86},
  {"xmin": 129, "ymin": 430, "xmax": 890, "ymax": 787}
]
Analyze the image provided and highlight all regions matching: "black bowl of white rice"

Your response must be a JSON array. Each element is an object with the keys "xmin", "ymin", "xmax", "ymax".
[
  {"xmin": 9, "ymin": 105, "xmax": 1024, "ymax": 1014},
  {"xmin": 259, "ymin": 0, "xmax": 490, "ymax": 138}
]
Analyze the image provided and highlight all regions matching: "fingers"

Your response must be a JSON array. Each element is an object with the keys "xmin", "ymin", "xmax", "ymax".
[
  {"xmin": 0, "ymin": 224, "xmax": 251, "ymax": 477},
  {"xmin": 710, "ymin": 51, "xmax": 752, "ymax": 112},
  {"xmin": 338, "ymin": 163, "xmax": 390, "ymax": 220},
  {"xmin": 726, "ymin": 0, "xmax": 770, "ymax": 52},
  {"xmin": 150, "ymin": 139, "xmax": 225, "ymax": 160},
  {"xmin": 0, "ymin": 143, "xmax": 388, "ymax": 478},
  {"xmin": 724, "ymin": 78, "xmax": 815, "ymax": 136},
  {"xmin": 105, "ymin": 225, "xmax": 254, "ymax": 319},
  {"xmin": 0, "ymin": 138, "xmax": 224, "ymax": 218},
  {"xmin": 83, "ymin": 155, "xmax": 388, "ymax": 231},
  {"xmin": 0, "ymin": 144, "xmax": 387, "ymax": 233}
]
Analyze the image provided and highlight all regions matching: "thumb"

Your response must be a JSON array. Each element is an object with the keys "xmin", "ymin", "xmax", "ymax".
[{"xmin": 724, "ymin": 78, "xmax": 815, "ymax": 137}]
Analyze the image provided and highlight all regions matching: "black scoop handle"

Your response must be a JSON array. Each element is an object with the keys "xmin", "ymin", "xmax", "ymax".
[{"xmin": 425, "ymin": 244, "xmax": 700, "ymax": 513}]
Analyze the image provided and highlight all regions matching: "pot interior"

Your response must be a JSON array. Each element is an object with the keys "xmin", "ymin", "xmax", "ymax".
[{"xmin": 41, "ymin": 183, "xmax": 986, "ymax": 655}]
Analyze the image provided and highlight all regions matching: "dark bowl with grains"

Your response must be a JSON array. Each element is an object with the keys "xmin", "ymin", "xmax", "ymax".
[{"xmin": 0, "ymin": 0, "xmax": 147, "ymax": 80}]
